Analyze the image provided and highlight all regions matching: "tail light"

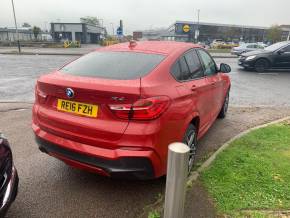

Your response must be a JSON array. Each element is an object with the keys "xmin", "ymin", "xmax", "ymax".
[
  {"xmin": 35, "ymin": 84, "xmax": 47, "ymax": 104},
  {"xmin": 109, "ymin": 96, "xmax": 170, "ymax": 120}
]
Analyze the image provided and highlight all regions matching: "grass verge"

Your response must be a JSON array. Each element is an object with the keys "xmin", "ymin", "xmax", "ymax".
[
  {"xmin": 208, "ymin": 49, "xmax": 231, "ymax": 54},
  {"xmin": 201, "ymin": 121, "xmax": 290, "ymax": 217}
]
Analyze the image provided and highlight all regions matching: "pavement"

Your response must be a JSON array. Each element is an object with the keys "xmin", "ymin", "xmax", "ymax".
[
  {"xmin": 2, "ymin": 104, "xmax": 290, "ymax": 218},
  {"xmin": 0, "ymin": 54, "xmax": 290, "ymax": 217},
  {"xmin": 0, "ymin": 46, "xmax": 237, "ymax": 58},
  {"xmin": 0, "ymin": 45, "xmax": 98, "ymax": 56}
]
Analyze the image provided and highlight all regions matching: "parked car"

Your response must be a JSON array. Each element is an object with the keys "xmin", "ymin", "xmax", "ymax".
[
  {"xmin": 32, "ymin": 41, "xmax": 231, "ymax": 179},
  {"xmin": 0, "ymin": 133, "xmax": 18, "ymax": 217},
  {"xmin": 238, "ymin": 41, "xmax": 290, "ymax": 72},
  {"xmin": 210, "ymin": 39, "xmax": 226, "ymax": 48},
  {"xmin": 231, "ymin": 43, "xmax": 266, "ymax": 56}
]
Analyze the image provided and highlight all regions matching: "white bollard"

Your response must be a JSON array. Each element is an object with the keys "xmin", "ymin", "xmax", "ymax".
[{"xmin": 164, "ymin": 142, "xmax": 190, "ymax": 218}]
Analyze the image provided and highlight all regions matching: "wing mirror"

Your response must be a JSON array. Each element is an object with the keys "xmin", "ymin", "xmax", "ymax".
[
  {"xmin": 278, "ymin": 49, "xmax": 286, "ymax": 55},
  {"xmin": 220, "ymin": 63, "xmax": 231, "ymax": 73}
]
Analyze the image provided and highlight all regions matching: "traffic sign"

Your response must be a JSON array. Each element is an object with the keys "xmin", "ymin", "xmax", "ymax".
[{"xmin": 117, "ymin": 27, "xmax": 123, "ymax": 36}]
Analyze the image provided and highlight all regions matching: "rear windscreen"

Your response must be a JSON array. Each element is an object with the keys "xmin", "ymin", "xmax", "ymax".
[{"xmin": 60, "ymin": 51, "xmax": 166, "ymax": 80}]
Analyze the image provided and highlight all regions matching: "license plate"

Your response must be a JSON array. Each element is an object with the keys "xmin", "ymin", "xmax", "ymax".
[{"xmin": 57, "ymin": 99, "xmax": 98, "ymax": 118}]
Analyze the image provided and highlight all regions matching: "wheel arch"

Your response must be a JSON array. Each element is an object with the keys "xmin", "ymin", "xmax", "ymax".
[
  {"xmin": 190, "ymin": 116, "xmax": 200, "ymax": 135},
  {"xmin": 255, "ymin": 57, "xmax": 272, "ymax": 68}
]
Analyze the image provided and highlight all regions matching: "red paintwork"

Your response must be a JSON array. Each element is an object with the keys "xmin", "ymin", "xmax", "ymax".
[{"xmin": 32, "ymin": 41, "xmax": 231, "ymax": 178}]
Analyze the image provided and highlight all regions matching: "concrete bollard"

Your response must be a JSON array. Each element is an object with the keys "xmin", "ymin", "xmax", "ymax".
[{"xmin": 164, "ymin": 142, "xmax": 190, "ymax": 218}]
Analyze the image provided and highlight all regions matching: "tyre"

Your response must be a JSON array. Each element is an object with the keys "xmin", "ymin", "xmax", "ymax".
[
  {"xmin": 254, "ymin": 59, "xmax": 269, "ymax": 73},
  {"xmin": 183, "ymin": 124, "xmax": 198, "ymax": 172},
  {"xmin": 218, "ymin": 91, "xmax": 229, "ymax": 119}
]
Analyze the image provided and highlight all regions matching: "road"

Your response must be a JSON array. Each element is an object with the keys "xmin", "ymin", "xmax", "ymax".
[
  {"xmin": 1, "ymin": 55, "xmax": 290, "ymax": 106},
  {"xmin": 1, "ymin": 55, "xmax": 290, "ymax": 218}
]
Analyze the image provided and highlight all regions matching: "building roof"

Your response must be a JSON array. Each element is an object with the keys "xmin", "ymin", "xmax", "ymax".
[
  {"xmin": 50, "ymin": 22, "xmax": 104, "ymax": 29},
  {"xmin": 175, "ymin": 21, "xmax": 269, "ymax": 30},
  {"xmin": 0, "ymin": 27, "xmax": 32, "ymax": 33},
  {"xmin": 97, "ymin": 41, "xmax": 200, "ymax": 55}
]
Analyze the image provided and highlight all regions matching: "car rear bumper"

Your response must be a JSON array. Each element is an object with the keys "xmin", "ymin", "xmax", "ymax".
[
  {"xmin": 0, "ymin": 166, "xmax": 19, "ymax": 216},
  {"xmin": 33, "ymin": 123, "xmax": 162, "ymax": 179}
]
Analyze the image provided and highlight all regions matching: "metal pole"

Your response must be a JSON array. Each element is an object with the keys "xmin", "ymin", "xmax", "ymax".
[
  {"xmin": 164, "ymin": 142, "xmax": 190, "ymax": 218},
  {"xmin": 196, "ymin": 9, "xmax": 200, "ymax": 43},
  {"xmin": 11, "ymin": 0, "xmax": 21, "ymax": 53},
  {"xmin": 110, "ymin": 23, "xmax": 115, "ymax": 36}
]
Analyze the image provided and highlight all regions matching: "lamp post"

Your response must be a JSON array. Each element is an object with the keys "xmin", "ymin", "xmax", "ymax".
[
  {"xmin": 110, "ymin": 23, "xmax": 115, "ymax": 36},
  {"xmin": 196, "ymin": 9, "xmax": 200, "ymax": 43},
  {"xmin": 11, "ymin": 0, "xmax": 21, "ymax": 53}
]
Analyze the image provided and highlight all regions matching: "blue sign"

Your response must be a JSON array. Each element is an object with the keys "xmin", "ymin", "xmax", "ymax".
[{"xmin": 117, "ymin": 27, "xmax": 123, "ymax": 36}]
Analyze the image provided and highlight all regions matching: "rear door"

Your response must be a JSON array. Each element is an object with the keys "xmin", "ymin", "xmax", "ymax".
[
  {"xmin": 172, "ymin": 49, "xmax": 213, "ymax": 131},
  {"xmin": 273, "ymin": 45, "xmax": 290, "ymax": 68},
  {"xmin": 197, "ymin": 49, "xmax": 224, "ymax": 119}
]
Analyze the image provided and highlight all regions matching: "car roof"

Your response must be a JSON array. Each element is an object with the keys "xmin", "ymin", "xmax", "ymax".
[{"xmin": 97, "ymin": 41, "xmax": 201, "ymax": 55}]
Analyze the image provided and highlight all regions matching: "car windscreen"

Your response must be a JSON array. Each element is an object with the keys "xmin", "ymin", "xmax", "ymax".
[
  {"xmin": 60, "ymin": 51, "xmax": 166, "ymax": 80},
  {"xmin": 264, "ymin": 41, "xmax": 289, "ymax": 51}
]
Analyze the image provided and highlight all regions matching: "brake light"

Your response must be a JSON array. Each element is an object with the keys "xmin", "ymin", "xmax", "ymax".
[
  {"xmin": 35, "ymin": 84, "xmax": 47, "ymax": 104},
  {"xmin": 109, "ymin": 96, "xmax": 170, "ymax": 120}
]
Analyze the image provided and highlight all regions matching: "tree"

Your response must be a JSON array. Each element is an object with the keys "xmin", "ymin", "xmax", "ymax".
[
  {"xmin": 22, "ymin": 22, "xmax": 31, "ymax": 28},
  {"xmin": 267, "ymin": 25, "xmax": 282, "ymax": 43},
  {"xmin": 32, "ymin": 26, "xmax": 41, "ymax": 40},
  {"xmin": 80, "ymin": 16, "xmax": 100, "ymax": 26}
]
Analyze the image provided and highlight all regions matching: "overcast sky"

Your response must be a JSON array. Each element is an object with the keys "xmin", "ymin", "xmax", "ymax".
[{"xmin": 1, "ymin": 0, "xmax": 289, "ymax": 34}]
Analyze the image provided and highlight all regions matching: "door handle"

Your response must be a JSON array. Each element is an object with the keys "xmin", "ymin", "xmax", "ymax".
[{"xmin": 191, "ymin": 85, "xmax": 197, "ymax": 91}]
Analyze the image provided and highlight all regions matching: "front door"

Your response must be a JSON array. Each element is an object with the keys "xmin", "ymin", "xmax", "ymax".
[
  {"xmin": 197, "ymin": 49, "xmax": 224, "ymax": 119},
  {"xmin": 273, "ymin": 45, "xmax": 290, "ymax": 68}
]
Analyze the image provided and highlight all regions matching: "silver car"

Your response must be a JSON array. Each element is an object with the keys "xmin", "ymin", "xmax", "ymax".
[{"xmin": 231, "ymin": 43, "xmax": 266, "ymax": 56}]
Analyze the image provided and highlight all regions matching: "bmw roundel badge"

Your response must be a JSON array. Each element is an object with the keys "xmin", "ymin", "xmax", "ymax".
[{"xmin": 66, "ymin": 88, "xmax": 74, "ymax": 99}]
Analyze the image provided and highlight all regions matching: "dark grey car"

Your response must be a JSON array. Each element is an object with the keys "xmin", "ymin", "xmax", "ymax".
[{"xmin": 238, "ymin": 41, "xmax": 290, "ymax": 72}]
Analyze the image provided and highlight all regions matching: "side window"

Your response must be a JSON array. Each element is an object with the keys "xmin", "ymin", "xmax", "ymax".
[
  {"xmin": 257, "ymin": 45, "xmax": 264, "ymax": 49},
  {"xmin": 283, "ymin": 45, "xmax": 290, "ymax": 52},
  {"xmin": 184, "ymin": 50, "xmax": 204, "ymax": 80},
  {"xmin": 197, "ymin": 49, "xmax": 217, "ymax": 76},
  {"xmin": 179, "ymin": 57, "xmax": 190, "ymax": 80},
  {"xmin": 171, "ymin": 61, "xmax": 182, "ymax": 81}
]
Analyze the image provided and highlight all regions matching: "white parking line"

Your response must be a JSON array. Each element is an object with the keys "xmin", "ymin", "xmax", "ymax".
[{"xmin": 258, "ymin": 73, "xmax": 279, "ymax": 75}]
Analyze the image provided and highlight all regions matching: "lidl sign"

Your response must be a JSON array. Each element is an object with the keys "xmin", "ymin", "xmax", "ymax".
[
  {"xmin": 183, "ymin": 25, "xmax": 190, "ymax": 33},
  {"xmin": 175, "ymin": 23, "xmax": 194, "ymax": 34}
]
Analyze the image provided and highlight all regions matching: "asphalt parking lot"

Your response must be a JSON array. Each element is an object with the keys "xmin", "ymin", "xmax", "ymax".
[
  {"xmin": 1, "ymin": 55, "xmax": 290, "ymax": 106},
  {"xmin": 1, "ymin": 54, "xmax": 290, "ymax": 217}
]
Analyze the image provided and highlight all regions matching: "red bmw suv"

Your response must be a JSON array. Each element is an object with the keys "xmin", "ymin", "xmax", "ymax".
[{"xmin": 32, "ymin": 41, "xmax": 231, "ymax": 179}]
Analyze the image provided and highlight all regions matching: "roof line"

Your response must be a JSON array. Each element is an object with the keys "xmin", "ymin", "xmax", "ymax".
[{"xmin": 174, "ymin": 20, "xmax": 269, "ymax": 30}]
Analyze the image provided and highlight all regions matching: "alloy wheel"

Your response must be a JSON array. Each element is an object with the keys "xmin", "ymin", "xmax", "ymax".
[{"xmin": 185, "ymin": 129, "xmax": 197, "ymax": 171}]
